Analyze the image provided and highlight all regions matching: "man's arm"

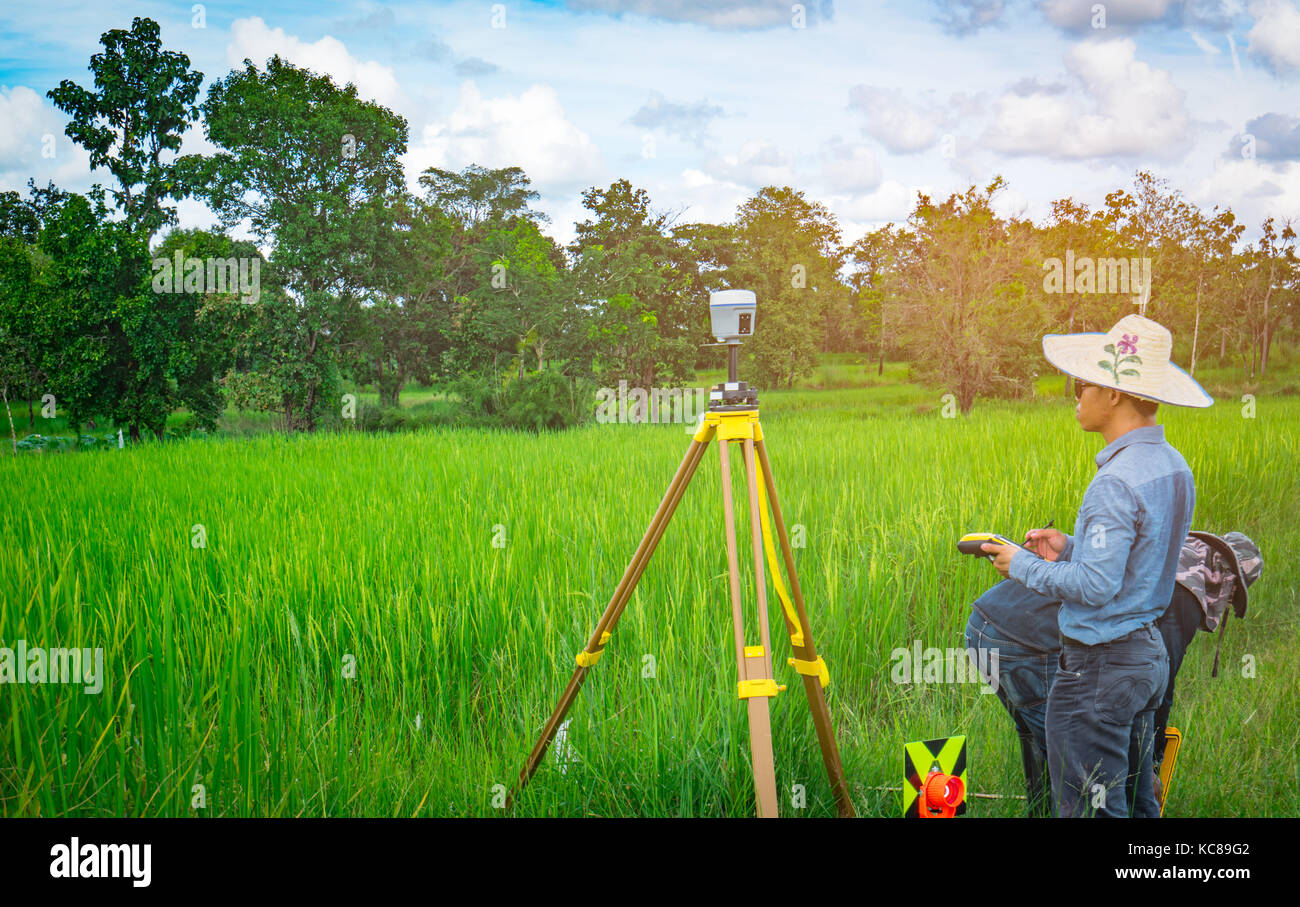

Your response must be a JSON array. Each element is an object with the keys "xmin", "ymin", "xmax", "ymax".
[{"xmin": 1009, "ymin": 476, "xmax": 1139, "ymax": 606}]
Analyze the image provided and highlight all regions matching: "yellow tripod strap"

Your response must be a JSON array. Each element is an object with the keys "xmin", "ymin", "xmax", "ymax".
[{"xmin": 755, "ymin": 458, "xmax": 809, "ymax": 652}]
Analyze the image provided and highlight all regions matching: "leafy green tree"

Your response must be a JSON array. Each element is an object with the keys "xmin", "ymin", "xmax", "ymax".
[
  {"xmin": 847, "ymin": 223, "xmax": 908, "ymax": 376},
  {"xmin": 1180, "ymin": 206, "xmax": 1244, "ymax": 375},
  {"xmin": 889, "ymin": 177, "xmax": 1042, "ymax": 413},
  {"xmin": 469, "ymin": 216, "xmax": 569, "ymax": 378},
  {"xmin": 31, "ymin": 190, "xmax": 167, "ymax": 439},
  {"xmin": 184, "ymin": 55, "xmax": 408, "ymax": 430},
  {"xmin": 0, "ymin": 181, "xmax": 68, "ymax": 430},
  {"xmin": 570, "ymin": 179, "xmax": 698, "ymax": 388},
  {"xmin": 418, "ymin": 164, "xmax": 544, "ymax": 229},
  {"xmin": 1239, "ymin": 217, "xmax": 1297, "ymax": 377},
  {"xmin": 728, "ymin": 186, "xmax": 846, "ymax": 389},
  {"xmin": 150, "ymin": 228, "xmax": 258, "ymax": 429},
  {"xmin": 47, "ymin": 17, "xmax": 202, "ymax": 243},
  {"xmin": 343, "ymin": 193, "xmax": 457, "ymax": 407}
]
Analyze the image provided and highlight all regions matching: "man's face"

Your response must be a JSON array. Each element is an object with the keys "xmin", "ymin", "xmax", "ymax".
[{"xmin": 1074, "ymin": 380, "xmax": 1107, "ymax": 432}]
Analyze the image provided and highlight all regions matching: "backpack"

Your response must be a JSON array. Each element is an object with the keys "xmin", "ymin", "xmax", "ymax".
[{"xmin": 1174, "ymin": 531, "xmax": 1263, "ymax": 677}]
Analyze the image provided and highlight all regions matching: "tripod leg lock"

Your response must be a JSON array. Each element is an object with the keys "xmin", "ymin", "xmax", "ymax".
[
  {"xmin": 575, "ymin": 631, "xmax": 613, "ymax": 668},
  {"xmin": 788, "ymin": 656, "xmax": 831, "ymax": 688},
  {"xmin": 737, "ymin": 679, "xmax": 785, "ymax": 699}
]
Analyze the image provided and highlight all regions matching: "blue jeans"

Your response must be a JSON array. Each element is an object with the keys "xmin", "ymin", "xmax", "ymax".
[
  {"xmin": 1154, "ymin": 585, "xmax": 1202, "ymax": 765},
  {"xmin": 1046, "ymin": 625, "xmax": 1168, "ymax": 818},
  {"xmin": 965, "ymin": 611, "xmax": 1056, "ymax": 817}
]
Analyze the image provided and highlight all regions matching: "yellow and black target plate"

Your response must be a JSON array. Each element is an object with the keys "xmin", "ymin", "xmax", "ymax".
[{"xmin": 903, "ymin": 735, "xmax": 967, "ymax": 818}]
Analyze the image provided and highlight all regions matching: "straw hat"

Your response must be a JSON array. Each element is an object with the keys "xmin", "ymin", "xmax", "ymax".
[{"xmin": 1042, "ymin": 313, "xmax": 1213, "ymax": 408}]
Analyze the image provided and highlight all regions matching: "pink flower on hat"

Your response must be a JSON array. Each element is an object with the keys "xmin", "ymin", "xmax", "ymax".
[{"xmin": 1117, "ymin": 334, "xmax": 1139, "ymax": 355}]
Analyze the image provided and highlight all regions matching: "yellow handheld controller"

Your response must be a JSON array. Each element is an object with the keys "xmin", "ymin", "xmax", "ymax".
[{"xmin": 957, "ymin": 532, "xmax": 1025, "ymax": 557}]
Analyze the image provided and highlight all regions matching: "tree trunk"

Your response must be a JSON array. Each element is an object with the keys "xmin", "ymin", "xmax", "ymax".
[
  {"xmin": 1190, "ymin": 284, "xmax": 1201, "ymax": 377},
  {"xmin": 27, "ymin": 397, "xmax": 34, "ymax": 429},
  {"xmin": 129, "ymin": 423, "xmax": 141, "ymax": 443},
  {"xmin": 1261, "ymin": 263, "xmax": 1273, "ymax": 374},
  {"xmin": 878, "ymin": 303, "xmax": 886, "ymax": 376},
  {"xmin": 1219, "ymin": 327, "xmax": 1227, "ymax": 363},
  {"xmin": 1066, "ymin": 307, "xmax": 1077, "ymax": 396},
  {"xmin": 303, "ymin": 331, "xmax": 321, "ymax": 432},
  {"xmin": 3, "ymin": 386, "xmax": 16, "ymax": 455}
]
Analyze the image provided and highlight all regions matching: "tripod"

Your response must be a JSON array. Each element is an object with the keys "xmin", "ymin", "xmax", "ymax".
[{"xmin": 510, "ymin": 372, "xmax": 855, "ymax": 817}]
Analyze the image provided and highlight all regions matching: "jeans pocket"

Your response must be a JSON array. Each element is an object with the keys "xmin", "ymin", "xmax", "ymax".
[
  {"xmin": 1095, "ymin": 654, "xmax": 1160, "ymax": 726},
  {"xmin": 1001, "ymin": 661, "xmax": 1050, "ymax": 708}
]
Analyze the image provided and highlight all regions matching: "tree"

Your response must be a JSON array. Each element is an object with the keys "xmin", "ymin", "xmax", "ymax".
[
  {"xmin": 344, "ymin": 193, "xmax": 457, "ymax": 407},
  {"xmin": 570, "ymin": 179, "xmax": 699, "ymax": 388},
  {"xmin": 47, "ymin": 17, "xmax": 203, "ymax": 243},
  {"xmin": 1096, "ymin": 171, "xmax": 1194, "ymax": 326},
  {"xmin": 847, "ymin": 224, "xmax": 908, "ymax": 376},
  {"xmin": 729, "ymin": 186, "xmax": 846, "ymax": 389},
  {"xmin": 889, "ymin": 177, "xmax": 1042, "ymax": 413},
  {"xmin": 1181, "ymin": 206, "xmax": 1244, "ymax": 376},
  {"xmin": 184, "ymin": 55, "xmax": 409, "ymax": 430},
  {"xmin": 1239, "ymin": 217, "xmax": 1297, "ymax": 377},
  {"xmin": 150, "ymin": 228, "xmax": 255, "ymax": 429},
  {"xmin": 414, "ymin": 165, "xmax": 574, "ymax": 387},
  {"xmin": 418, "ymin": 164, "xmax": 543, "ymax": 229},
  {"xmin": 31, "ymin": 190, "xmax": 166, "ymax": 439},
  {"xmin": 0, "ymin": 181, "xmax": 68, "ymax": 430}
]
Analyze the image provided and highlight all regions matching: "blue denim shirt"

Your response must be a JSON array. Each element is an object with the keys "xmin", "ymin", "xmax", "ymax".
[{"xmin": 1008, "ymin": 425, "xmax": 1194, "ymax": 645}]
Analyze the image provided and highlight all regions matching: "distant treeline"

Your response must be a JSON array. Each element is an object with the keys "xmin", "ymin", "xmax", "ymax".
[{"xmin": 1, "ymin": 17, "xmax": 1296, "ymax": 442}]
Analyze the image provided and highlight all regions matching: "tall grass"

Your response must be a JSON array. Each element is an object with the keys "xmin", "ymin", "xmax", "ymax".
[{"xmin": 2, "ymin": 387, "xmax": 1297, "ymax": 816}]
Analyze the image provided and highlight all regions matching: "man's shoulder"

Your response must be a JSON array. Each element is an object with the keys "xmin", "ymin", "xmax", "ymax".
[{"xmin": 1104, "ymin": 435, "xmax": 1193, "ymax": 486}]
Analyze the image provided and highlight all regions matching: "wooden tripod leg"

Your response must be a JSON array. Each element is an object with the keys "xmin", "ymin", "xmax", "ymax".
[
  {"xmin": 509, "ymin": 437, "xmax": 709, "ymax": 804},
  {"xmin": 719, "ymin": 439, "xmax": 779, "ymax": 818},
  {"xmin": 741, "ymin": 438, "xmax": 780, "ymax": 818},
  {"xmin": 755, "ymin": 438, "xmax": 856, "ymax": 818}
]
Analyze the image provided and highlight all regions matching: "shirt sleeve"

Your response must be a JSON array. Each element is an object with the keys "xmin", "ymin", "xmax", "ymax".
[
  {"xmin": 1060, "ymin": 533, "xmax": 1074, "ymax": 562},
  {"xmin": 1009, "ymin": 475, "xmax": 1140, "ymax": 607}
]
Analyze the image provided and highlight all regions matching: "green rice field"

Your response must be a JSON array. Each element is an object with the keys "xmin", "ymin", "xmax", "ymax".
[{"xmin": 3, "ymin": 372, "xmax": 1298, "ymax": 817}]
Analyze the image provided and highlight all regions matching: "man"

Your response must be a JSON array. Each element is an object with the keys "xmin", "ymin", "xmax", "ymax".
[
  {"xmin": 979, "ymin": 313, "xmax": 1212, "ymax": 817},
  {"xmin": 968, "ymin": 531, "xmax": 1260, "ymax": 817}
]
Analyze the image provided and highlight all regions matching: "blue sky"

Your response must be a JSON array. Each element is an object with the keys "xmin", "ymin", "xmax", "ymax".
[{"xmin": 2, "ymin": 0, "xmax": 1298, "ymax": 247}]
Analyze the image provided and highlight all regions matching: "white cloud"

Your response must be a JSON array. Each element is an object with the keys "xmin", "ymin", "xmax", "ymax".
[
  {"xmin": 670, "ymin": 168, "xmax": 751, "ymax": 225},
  {"xmin": 1187, "ymin": 30, "xmax": 1222, "ymax": 54},
  {"xmin": 1039, "ymin": 0, "xmax": 1173, "ymax": 30},
  {"xmin": 409, "ymin": 81, "xmax": 602, "ymax": 190},
  {"xmin": 983, "ymin": 39, "xmax": 1192, "ymax": 159},
  {"xmin": 1246, "ymin": 1, "xmax": 1300, "ymax": 75},
  {"xmin": 705, "ymin": 139, "xmax": 796, "ymax": 187},
  {"xmin": 0, "ymin": 85, "xmax": 92, "ymax": 194},
  {"xmin": 1193, "ymin": 157, "xmax": 1300, "ymax": 230},
  {"xmin": 564, "ymin": 0, "xmax": 833, "ymax": 29},
  {"xmin": 848, "ymin": 86, "xmax": 950, "ymax": 154},
  {"xmin": 226, "ymin": 17, "xmax": 404, "ymax": 108},
  {"xmin": 819, "ymin": 140, "xmax": 883, "ymax": 194},
  {"xmin": 829, "ymin": 179, "xmax": 921, "ymax": 225}
]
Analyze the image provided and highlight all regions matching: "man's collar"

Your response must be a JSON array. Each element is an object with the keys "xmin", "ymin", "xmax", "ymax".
[{"xmin": 1096, "ymin": 424, "xmax": 1165, "ymax": 468}]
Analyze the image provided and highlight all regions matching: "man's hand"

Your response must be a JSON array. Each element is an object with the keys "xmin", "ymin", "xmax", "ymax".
[
  {"xmin": 1023, "ymin": 527, "xmax": 1067, "ymax": 562},
  {"xmin": 980, "ymin": 542, "xmax": 1019, "ymax": 578}
]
